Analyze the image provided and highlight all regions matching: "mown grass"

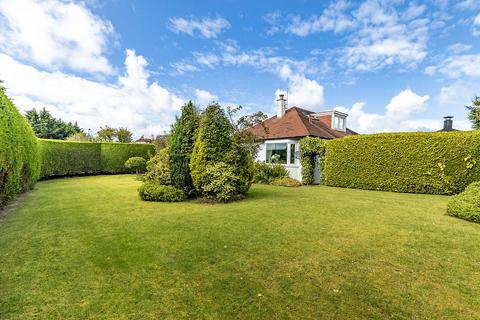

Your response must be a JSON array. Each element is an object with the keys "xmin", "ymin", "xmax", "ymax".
[{"xmin": 1, "ymin": 175, "xmax": 479, "ymax": 319}]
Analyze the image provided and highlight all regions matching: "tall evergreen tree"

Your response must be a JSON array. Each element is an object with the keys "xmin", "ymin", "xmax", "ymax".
[
  {"xmin": 190, "ymin": 103, "xmax": 234, "ymax": 193},
  {"xmin": 169, "ymin": 101, "xmax": 200, "ymax": 193},
  {"xmin": 25, "ymin": 108, "xmax": 83, "ymax": 140}
]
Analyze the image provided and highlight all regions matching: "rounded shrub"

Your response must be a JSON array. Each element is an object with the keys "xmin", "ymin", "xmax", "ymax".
[
  {"xmin": 138, "ymin": 182, "xmax": 186, "ymax": 202},
  {"xmin": 0, "ymin": 86, "xmax": 40, "ymax": 206},
  {"xmin": 447, "ymin": 181, "xmax": 480, "ymax": 223},
  {"xmin": 200, "ymin": 162, "xmax": 241, "ymax": 202},
  {"xmin": 271, "ymin": 177, "xmax": 302, "ymax": 187},
  {"xmin": 144, "ymin": 148, "xmax": 171, "ymax": 185},
  {"xmin": 124, "ymin": 157, "xmax": 147, "ymax": 174}
]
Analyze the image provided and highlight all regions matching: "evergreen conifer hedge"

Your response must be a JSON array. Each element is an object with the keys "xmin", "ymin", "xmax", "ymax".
[
  {"xmin": 0, "ymin": 87, "xmax": 41, "ymax": 206},
  {"xmin": 38, "ymin": 140, "xmax": 154, "ymax": 178},
  {"xmin": 323, "ymin": 131, "xmax": 480, "ymax": 195}
]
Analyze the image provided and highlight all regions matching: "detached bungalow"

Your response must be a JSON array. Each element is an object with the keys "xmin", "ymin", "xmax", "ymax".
[{"xmin": 249, "ymin": 94, "xmax": 357, "ymax": 183}]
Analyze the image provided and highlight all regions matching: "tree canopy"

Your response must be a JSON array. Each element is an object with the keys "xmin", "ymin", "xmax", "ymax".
[
  {"xmin": 466, "ymin": 96, "xmax": 480, "ymax": 130},
  {"xmin": 25, "ymin": 108, "xmax": 83, "ymax": 140}
]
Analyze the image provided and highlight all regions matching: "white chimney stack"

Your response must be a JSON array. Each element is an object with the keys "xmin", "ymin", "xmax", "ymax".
[{"xmin": 276, "ymin": 93, "xmax": 287, "ymax": 118}]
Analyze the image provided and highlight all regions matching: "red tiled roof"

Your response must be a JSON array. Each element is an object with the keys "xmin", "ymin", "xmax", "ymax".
[{"xmin": 248, "ymin": 107, "xmax": 357, "ymax": 140}]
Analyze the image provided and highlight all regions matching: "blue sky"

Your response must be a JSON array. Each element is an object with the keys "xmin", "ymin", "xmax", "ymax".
[{"xmin": 1, "ymin": 0, "xmax": 480, "ymax": 136}]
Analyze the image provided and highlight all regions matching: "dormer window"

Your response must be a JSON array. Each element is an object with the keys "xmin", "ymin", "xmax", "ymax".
[{"xmin": 333, "ymin": 115, "xmax": 345, "ymax": 131}]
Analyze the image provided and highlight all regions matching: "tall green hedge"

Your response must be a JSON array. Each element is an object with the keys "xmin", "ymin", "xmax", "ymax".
[
  {"xmin": 100, "ymin": 143, "xmax": 154, "ymax": 173},
  {"xmin": 38, "ymin": 139, "xmax": 154, "ymax": 178},
  {"xmin": 39, "ymin": 140, "xmax": 101, "ymax": 178},
  {"xmin": 0, "ymin": 87, "xmax": 41, "ymax": 206},
  {"xmin": 323, "ymin": 131, "xmax": 480, "ymax": 195}
]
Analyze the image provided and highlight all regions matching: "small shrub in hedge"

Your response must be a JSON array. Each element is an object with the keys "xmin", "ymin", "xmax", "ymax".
[
  {"xmin": 138, "ymin": 182, "xmax": 186, "ymax": 202},
  {"xmin": 447, "ymin": 182, "xmax": 480, "ymax": 223},
  {"xmin": 144, "ymin": 148, "xmax": 171, "ymax": 185},
  {"xmin": 124, "ymin": 157, "xmax": 147, "ymax": 174},
  {"xmin": 323, "ymin": 131, "xmax": 480, "ymax": 195},
  {"xmin": 271, "ymin": 177, "xmax": 302, "ymax": 187},
  {"xmin": 0, "ymin": 86, "xmax": 40, "ymax": 206},
  {"xmin": 253, "ymin": 162, "xmax": 288, "ymax": 184},
  {"xmin": 299, "ymin": 137, "xmax": 326, "ymax": 185}
]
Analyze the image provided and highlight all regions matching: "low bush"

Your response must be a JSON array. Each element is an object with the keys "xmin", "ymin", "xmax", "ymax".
[
  {"xmin": 323, "ymin": 131, "xmax": 480, "ymax": 195},
  {"xmin": 253, "ymin": 162, "xmax": 288, "ymax": 184},
  {"xmin": 0, "ymin": 86, "xmax": 41, "ymax": 206},
  {"xmin": 144, "ymin": 148, "xmax": 171, "ymax": 185},
  {"xmin": 271, "ymin": 177, "xmax": 302, "ymax": 187},
  {"xmin": 447, "ymin": 182, "xmax": 480, "ymax": 223},
  {"xmin": 100, "ymin": 143, "xmax": 154, "ymax": 173},
  {"xmin": 138, "ymin": 182, "xmax": 186, "ymax": 202},
  {"xmin": 125, "ymin": 157, "xmax": 147, "ymax": 174}
]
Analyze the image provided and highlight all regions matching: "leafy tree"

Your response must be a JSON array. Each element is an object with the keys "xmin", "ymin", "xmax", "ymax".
[
  {"xmin": 96, "ymin": 126, "xmax": 117, "ymax": 142},
  {"xmin": 124, "ymin": 156, "xmax": 147, "ymax": 174},
  {"xmin": 66, "ymin": 132, "xmax": 91, "ymax": 141},
  {"xmin": 152, "ymin": 134, "xmax": 169, "ymax": 150},
  {"xmin": 169, "ymin": 101, "xmax": 200, "ymax": 194},
  {"xmin": 25, "ymin": 108, "xmax": 83, "ymax": 140},
  {"xmin": 117, "ymin": 127, "xmax": 132, "ymax": 143},
  {"xmin": 466, "ymin": 96, "xmax": 480, "ymax": 130}
]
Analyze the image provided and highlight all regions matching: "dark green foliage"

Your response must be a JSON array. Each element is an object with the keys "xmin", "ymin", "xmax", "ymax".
[
  {"xmin": 190, "ymin": 103, "xmax": 234, "ymax": 193},
  {"xmin": 0, "ymin": 87, "xmax": 41, "ymax": 206},
  {"xmin": 100, "ymin": 143, "xmax": 154, "ymax": 174},
  {"xmin": 323, "ymin": 131, "xmax": 480, "ymax": 195},
  {"xmin": 25, "ymin": 108, "xmax": 82, "ymax": 140},
  {"xmin": 253, "ymin": 162, "xmax": 289, "ymax": 184},
  {"xmin": 124, "ymin": 157, "xmax": 147, "ymax": 173},
  {"xmin": 144, "ymin": 148, "xmax": 171, "ymax": 185},
  {"xmin": 38, "ymin": 139, "xmax": 154, "ymax": 178},
  {"xmin": 300, "ymin": 137, "xmax": 326, "ymax": 185},
  {"xmin": 138, "ymin": 182, "xmax": 186, "ymax": 202},
  {"xmin": 466, "ymin": 96, "xmax": 480, "ymax": 130},
  {"xmin": 116, "ymin": 127, "xmax": 133, "ymax": 143},
  {"xmin": 169, "ymin": 101, "xmax": 199, "ymax": 193},
  {"xmin": 271, "ymin": 177, "xmax": 302, "ymax": 187},
  {"xmin": 39, "ymin": 140, "xmax": 101, "ymax": 178},
  {"xmin": 447, "ymin": 181, "xmax": 480, "ymax": 223}
]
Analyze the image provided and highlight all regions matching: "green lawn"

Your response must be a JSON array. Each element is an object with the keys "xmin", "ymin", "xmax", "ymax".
[{"xmin": 1, "ymin": 175, "xmax": 479, "ymax": 319}]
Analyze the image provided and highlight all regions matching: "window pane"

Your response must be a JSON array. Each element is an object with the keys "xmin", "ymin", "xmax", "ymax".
[
  {"xmin": 266, "ymin": 143, "xmax": 287, "ymax": 164},
  {"xmin": 290, "ymin": 144, "xmax": 295, "ymax": 164}
]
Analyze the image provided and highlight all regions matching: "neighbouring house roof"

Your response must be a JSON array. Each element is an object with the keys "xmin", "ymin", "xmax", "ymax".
[
  {"xmin": 134, "ymin": 135, "xmax": 152, "ymax": 143},
  {"xmin": 248, "ymin": 106, "xmax": 357, "ymax": 140}
]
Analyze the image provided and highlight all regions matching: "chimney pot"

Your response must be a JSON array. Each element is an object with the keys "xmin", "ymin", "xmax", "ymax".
[
  {"xmin": 443, "ymin": 116, "xmax": 453, "ymax": 131},
  {"xmin": 276, "ymin": 93, "xmax": 287, "ymax": 118}
]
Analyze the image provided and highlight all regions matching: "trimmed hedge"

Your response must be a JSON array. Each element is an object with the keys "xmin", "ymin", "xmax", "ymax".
[
  {"xmin": 39, "ymin": 139, "xmax": 101, "ymax": 178},
  {"xmin": 38, "ymin": 139, "xmax": 154, "ymax": 178},
  {"xmin": 447, "ymin": 181, "xmax": 480, "ymax": 223},
  {"xmin": 101, "ymin": 143, "xmax": 154, "ymax": 173},
  {"xmin": 0, "ymin": 88, "xmax": 41, "ymax": 206},
  {"xmin": 323, "ymin": 131, "xmax": 480, "ymax": 195}
]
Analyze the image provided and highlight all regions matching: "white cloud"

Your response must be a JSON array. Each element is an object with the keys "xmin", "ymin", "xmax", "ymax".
[
  {"xmin": 448, "ymin": 43, "xmax": 472, "ymax": 54},
  {"xmin": 0, "ymin": 0, "xmax": 114, "ymax": 74},
  {"xmin": 401, "ymin": 4, "xmax": 427, "ymax": 21},
  {"xmin": 426, "ymin": 54, "xmax": 480, "ymax": 78},
  {"xmin": 474, "ymin": 13, "xmax": 480, "ymax": 36},
  {"xmin": 194, "ymin": 89, "xmax": 218, "ymax": 106},
  {"xmin": 335, "ymin": 89, "xmax": 430, "ymax": 133},
  {"xmin": 456, "ymin": 0, "xmax": 480, "ymax": 10},
  {"xmin": 275, "ymin": 65, "xmax": 325, "ymax": 109},
  {"xmin": 170, "ymin": 62, "xmax": 199, "ymax": 75},
  {"xmin": 439, "ymin": 81, "xmax": 477, "ymax": 106},
  {"xmin": 0, "ymin": 50, "xmax": 184, "ymax": 136},
  {"xmin": 168, "ymin": 16, "xmax": 230, "ymax": 39},
  {"xmin": 285, "ymin": 1, "xmax": 356, "ymax": 36}
]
